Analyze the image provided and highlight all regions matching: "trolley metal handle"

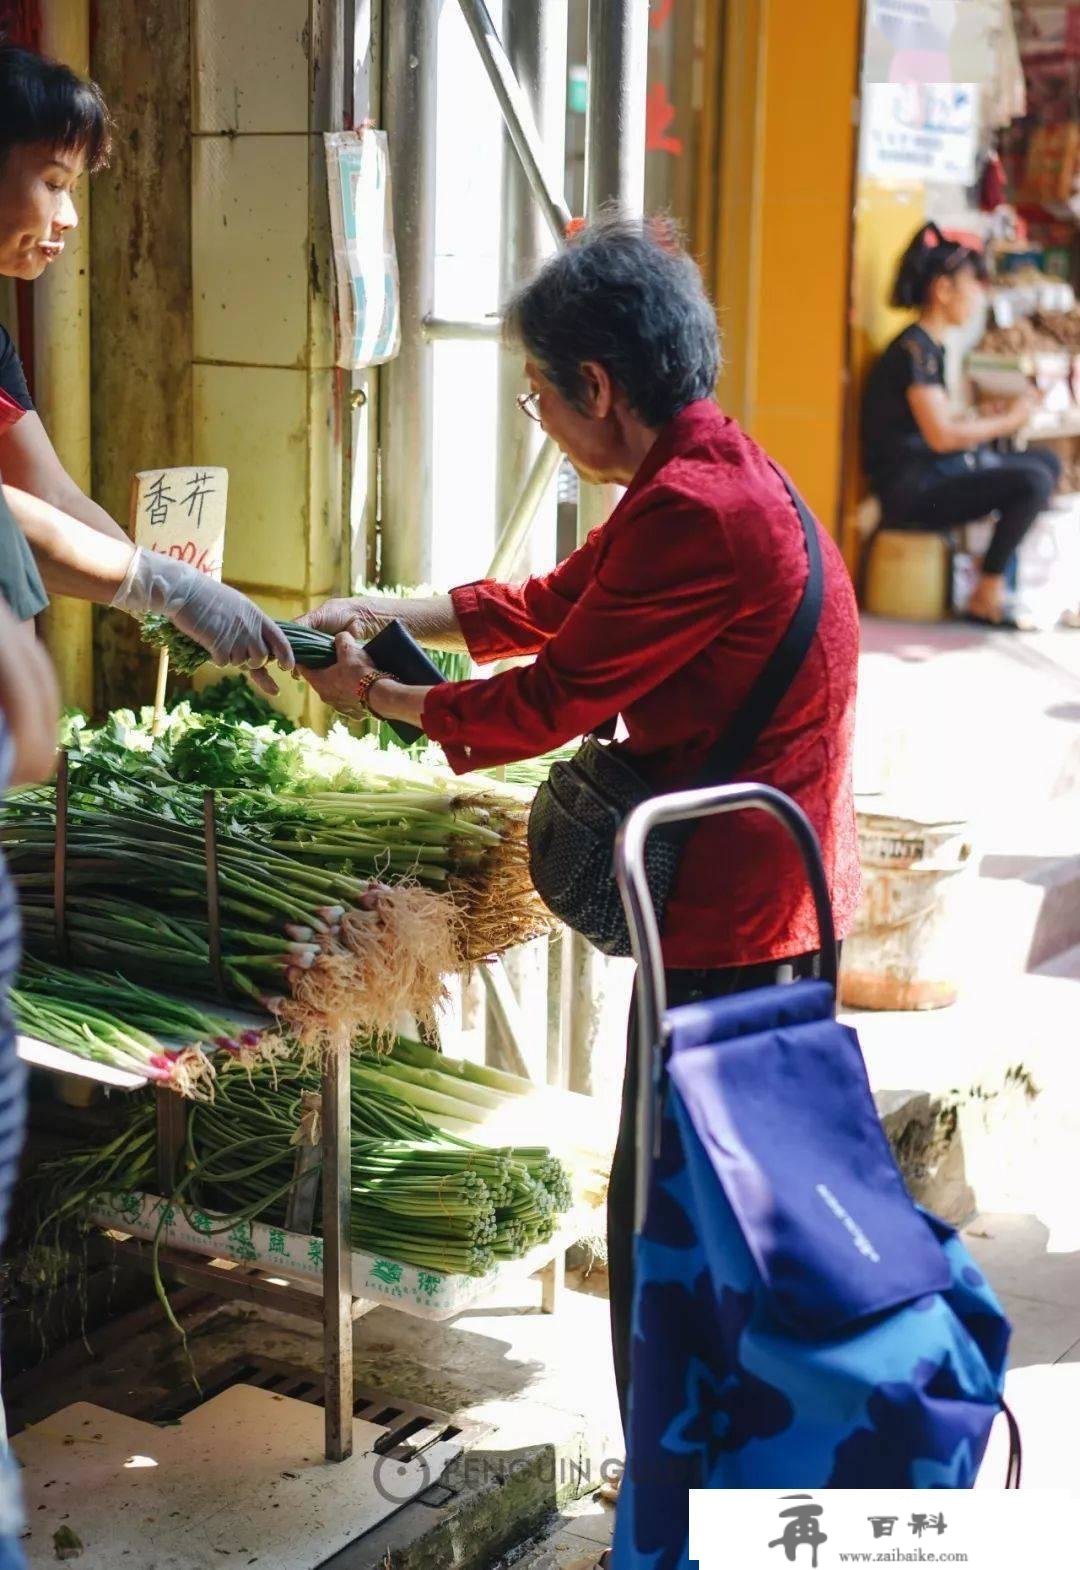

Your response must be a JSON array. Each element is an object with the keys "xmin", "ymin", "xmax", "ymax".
[{"xmin": 614, "ymin": 783, "xmax": 839, "ymax": 1231}]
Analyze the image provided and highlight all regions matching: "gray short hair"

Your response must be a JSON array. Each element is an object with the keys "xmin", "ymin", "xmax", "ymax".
[{"xmin": 503, "ymin": 213, "xmax": 721, "ymax": 427}]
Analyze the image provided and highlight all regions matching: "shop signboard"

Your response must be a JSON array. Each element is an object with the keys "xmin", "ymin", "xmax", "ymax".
[{"xmin": 862, "ymin": 81, "xmax": 979, "ymax": 183}]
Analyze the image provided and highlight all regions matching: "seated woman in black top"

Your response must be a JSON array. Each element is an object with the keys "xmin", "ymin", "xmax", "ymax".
[{"xmin": 862, "ymin": 223, "xmax": 1060, "ymax": 628}]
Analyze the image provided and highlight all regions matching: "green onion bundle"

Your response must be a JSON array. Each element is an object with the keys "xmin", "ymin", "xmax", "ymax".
[
  {"xmin": 31, "ymin": 1042, "xmax": 580, "ymax": 1281},
  {"xmin": 12, "ymin": 958, "xmax": 259, "ymax": 1093}
]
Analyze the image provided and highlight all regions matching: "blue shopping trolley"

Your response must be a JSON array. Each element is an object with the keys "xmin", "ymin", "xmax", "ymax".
[{"xmin": 610, "ymin": 783, "xmax": 1017, "ymax": 1570}]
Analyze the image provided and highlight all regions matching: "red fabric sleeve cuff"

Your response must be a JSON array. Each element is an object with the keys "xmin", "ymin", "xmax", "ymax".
[
  {"xmin": 0, "ymin": 390, "xmax": 27, "ymax": 430},
  {"xmin": 421, "ymin": 683, "xmax": 476, "ymax": 775},
  {"xmin": 449, "ymin": 581, "xmax": 503, "ymax": 665}
]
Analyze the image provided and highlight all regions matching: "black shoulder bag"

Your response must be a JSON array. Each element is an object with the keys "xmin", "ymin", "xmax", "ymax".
[{"xmin": 526, "ymin": 474, "xmax": 824, "ymax": 957}]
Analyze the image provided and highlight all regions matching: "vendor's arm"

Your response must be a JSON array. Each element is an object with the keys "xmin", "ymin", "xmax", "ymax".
[
  {"xmin": 4, "ymin": 483, "xmax": 135, "ymax": 600},
  {"xmin": 908, "ymin": 384, "xmax": 1036, "ymax": 453},
  {"xmin": 4, "ymin": 485, "xmax": 294, "ymax": 695},
  {"xmin": 302, "ymin": 488, "xmax": 736, "ymax": 769},
  {"xmin": 0, "ymin": 412, "xmax": 129, "ymax": 543},
  {"xmin": 299, "ymin": 529, "xmax": 603, "ymax": 662},
  {"xmin": 0, "ymin": 599, "xmax": 59, "ymax": 787}
]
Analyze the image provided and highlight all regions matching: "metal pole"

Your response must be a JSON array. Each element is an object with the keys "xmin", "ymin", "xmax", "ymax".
[
  {"xmin": 479, "ymin": 1, "xmax": 566, "ymax": 1084},
  {"xmin": 322, "ymin": 1046, "xmax": 354, "ymax": 1462},
  {"xmin": 35, "ymin": 0, "xmax": 94, "ymax": 714},
  {"xmin": 576, "ymin": 0, "xmax": 649, "ymax": 556},
  {"xmin": 495, "ymin": 0, "xmax": 567, "ymax": 569},
  {"xmin": 379, "ymin": 0, "xmax": 441, "ymax": 585},
  {"xmin": 485, "ymin": 435, "xmax": 561, "ymax": 580},
  {"xmin": 565, "ymin": 0, "xmax": 650, "ymax": 1098},
  {"xmin": 455, "ymin": 0, "xmax": 572, "ymax": 247},
  {"xmin": 584, "ymin": 0, "xmax": 649, "ymax": 220},
  {"xmin": 422, "ymin": 315, "xmax": 503, "ymax": 343}
]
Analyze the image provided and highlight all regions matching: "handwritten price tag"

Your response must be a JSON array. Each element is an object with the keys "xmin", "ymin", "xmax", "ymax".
[{"xmin": 131, "ymin": 466, "xmax": 228, "ymax": 581}]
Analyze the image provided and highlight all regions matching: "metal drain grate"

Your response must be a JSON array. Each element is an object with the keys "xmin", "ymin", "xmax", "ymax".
[{"xmin": 141, "ymin": 1355, "xmax": 483, "ymax": 1462}]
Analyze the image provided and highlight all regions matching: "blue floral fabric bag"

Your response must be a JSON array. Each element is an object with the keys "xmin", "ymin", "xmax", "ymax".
[{"xmin": 612, "ymin": 979, "xmax": 1012, "ymax": 1570}]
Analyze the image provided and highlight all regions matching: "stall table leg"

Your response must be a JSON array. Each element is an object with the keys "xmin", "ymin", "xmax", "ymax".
[
  {"xmin": 155, "ymin": 1085, "xmax": 187, "ymax": 1196},
  {"xmin": 322, "ymin": 1048, "xmax": 353, "ymax": 1461},
  {"xmin": 539, "ymin": 1251, "xmax": 565, "ymax": 1314}
]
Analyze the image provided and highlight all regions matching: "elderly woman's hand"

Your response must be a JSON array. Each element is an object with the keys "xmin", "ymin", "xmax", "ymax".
[
  {"xmin": 297, "ymin": 596, "xmax": 390, "ymax": 640},
  {"xmin": 301, "ymin": 632, "xmax": 434, "ymax": 735},
  {"xmin": 300, "ymin": 632, "xmax": 378, "ymax": 719}
]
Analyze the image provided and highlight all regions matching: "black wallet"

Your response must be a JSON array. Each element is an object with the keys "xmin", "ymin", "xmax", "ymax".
[{"xmin": 363, "ymin": 619, "xmax": 447, "ymax": 746}]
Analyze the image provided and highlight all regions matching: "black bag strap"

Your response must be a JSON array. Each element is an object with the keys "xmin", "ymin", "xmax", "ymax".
[{"xmin": 689, "ymin": 469, "xmax": 824, "ymax": 791}]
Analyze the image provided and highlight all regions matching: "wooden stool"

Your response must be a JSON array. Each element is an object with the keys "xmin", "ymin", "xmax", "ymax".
[{"xmin": 861, "ymin": 527, "xmax": 952, "ymax": 622}]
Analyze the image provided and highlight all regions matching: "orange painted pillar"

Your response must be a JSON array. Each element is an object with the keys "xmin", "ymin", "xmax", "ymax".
[{"xmin": 713, "ymin": 0, "xmax": 863, "ymax": 539}]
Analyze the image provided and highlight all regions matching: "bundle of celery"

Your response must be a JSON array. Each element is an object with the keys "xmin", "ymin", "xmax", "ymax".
[
  {"xmin": 32, "ymin": 1043, "xmax": 578, "ymax": 1280},
  {"xmin": 12, "ymin": 958, "xmax": 263, "ymax": 1094},
  {"xmin": 61, "ymin": 704, "xmax": 551, "ymax": 961}
]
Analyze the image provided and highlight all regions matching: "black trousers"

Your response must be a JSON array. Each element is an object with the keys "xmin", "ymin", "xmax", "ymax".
[
  {"xmin": 606, "ymin": 951, "xmax": 825, "ymax": 1434},
  {"xmin": 884, "ymin": 449, "xmax": 1060, "ymax": 578}
]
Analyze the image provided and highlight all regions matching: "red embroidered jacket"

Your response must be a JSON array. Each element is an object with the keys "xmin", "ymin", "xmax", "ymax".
[{"xmin": 423, "ymin": 400, "xmax": 860, "ymax": 969}]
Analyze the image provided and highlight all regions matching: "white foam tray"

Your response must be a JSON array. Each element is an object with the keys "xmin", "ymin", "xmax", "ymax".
[{"xmin": 90, "ymin": 1190, "xmax": 590, "ymax": 1321}]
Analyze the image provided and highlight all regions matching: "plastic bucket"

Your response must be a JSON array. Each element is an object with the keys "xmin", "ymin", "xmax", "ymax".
[{"xmin": 840, "ymin": 811, "xmax": 973, "ymax": 1011}]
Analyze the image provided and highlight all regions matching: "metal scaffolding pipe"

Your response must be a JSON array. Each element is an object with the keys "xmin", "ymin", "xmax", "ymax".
[
  {"xmin": 380, "ymin": 0, "xmax": 441, "ymax": 586},
  {"xmin": 35, "ymin": 0, "xmax": 94, "ymax": 713},
  {"xmin": 455, "ymin": 0, "xmax": 572, "ymax": 247},
  {"xmin": 577, "ymin": 0, "xmax": 649, "ymax": 555},
  {"xmin": 585, "ymin": 0, "xmax": 650, "ymax": 218},
  {"xmin": 566, "ymin": 0, "xmax": 650, "ymax": 1099},
  {"xmin": 496, "ymin": 0, "xmax": 567, "ymax": 574},
  {"xmin": 422, "ymin": 315, "xmax": 503, "ymax": 343},
  {"xmin": 485, "ymin": 435, "xmax": 562, "ymax": 581}
]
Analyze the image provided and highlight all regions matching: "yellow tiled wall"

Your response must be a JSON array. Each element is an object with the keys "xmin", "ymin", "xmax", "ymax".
[{"xmin": 191, "ymin": 0, "xmax": 344, "ymax": 725}]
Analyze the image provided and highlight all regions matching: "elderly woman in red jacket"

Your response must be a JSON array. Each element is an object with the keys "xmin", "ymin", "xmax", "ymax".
[{"xmin": 301, "ymin": 215, "xmax": 861, "ymax": 1442}]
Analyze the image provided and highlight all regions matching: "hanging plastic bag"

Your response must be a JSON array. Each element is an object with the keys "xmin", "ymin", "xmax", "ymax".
[{"xmin": 324, "ymin": 128, "xmax": 401, "ymax": 370}]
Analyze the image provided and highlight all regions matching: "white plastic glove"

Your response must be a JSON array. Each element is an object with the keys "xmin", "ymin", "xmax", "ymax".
[{"xmin": 110, "ymin": 548, "xmax": 295, "ymax": 695}]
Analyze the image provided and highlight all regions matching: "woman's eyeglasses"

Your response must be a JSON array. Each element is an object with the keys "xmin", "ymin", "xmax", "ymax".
[{"xmin": 516, "ymin": 391, "xmax": 542, "ymax": 423}]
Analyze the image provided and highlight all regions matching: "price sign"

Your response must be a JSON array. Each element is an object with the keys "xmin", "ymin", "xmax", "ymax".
[{"xmin": 131, "ymin": 466, "xmax": 228, "ymax": 581}]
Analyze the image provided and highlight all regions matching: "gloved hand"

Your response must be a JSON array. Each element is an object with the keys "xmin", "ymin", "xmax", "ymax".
[{"xmin": 110, "ymin": 548, "xmax": 295, "ymax": 695}]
